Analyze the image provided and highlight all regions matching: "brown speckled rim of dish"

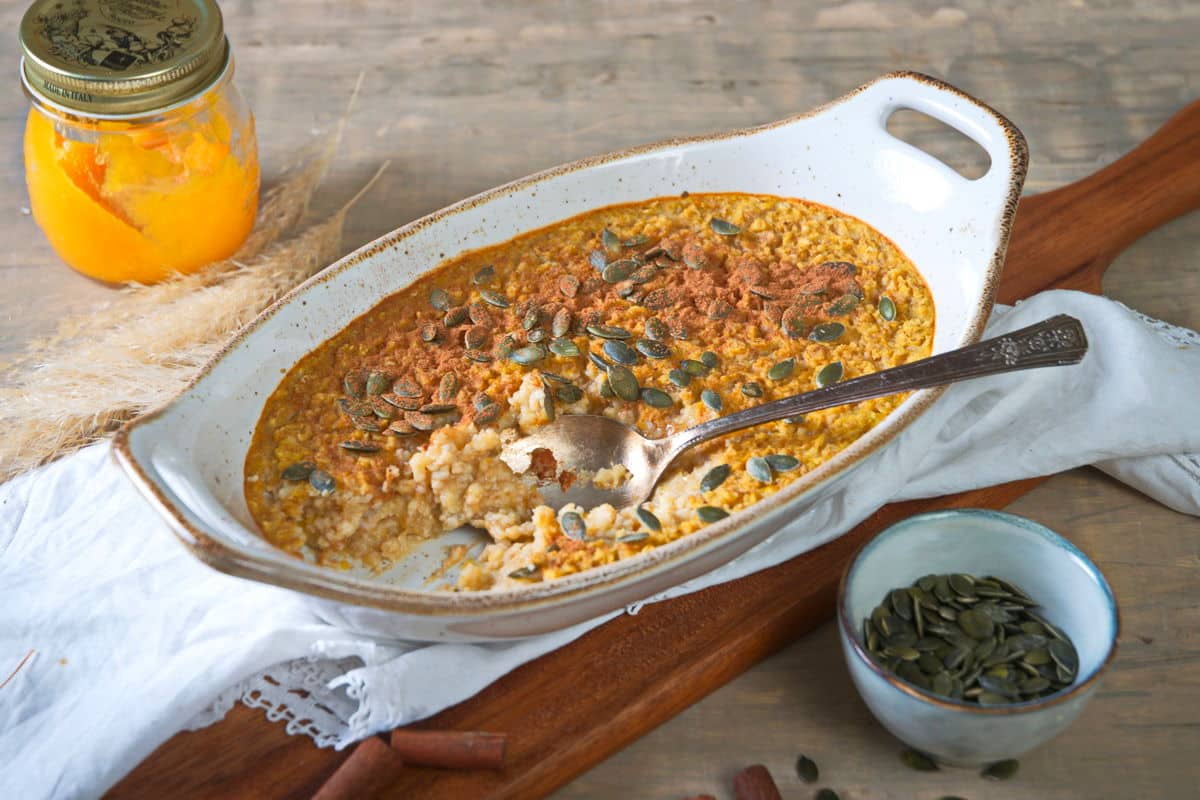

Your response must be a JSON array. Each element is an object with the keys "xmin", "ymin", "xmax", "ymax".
[
  {"xmin": 112, "ymin": 71, "xmax": 1030, "ymax": 615},
  {"xmin": 836, "ymin": 509, "xmax": 1121, "ymax": 716}
]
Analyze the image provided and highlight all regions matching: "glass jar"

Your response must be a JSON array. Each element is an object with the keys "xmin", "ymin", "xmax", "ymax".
[{"xmin": 20, "ymin": 0, "xmax": 258, "ymax": 284}]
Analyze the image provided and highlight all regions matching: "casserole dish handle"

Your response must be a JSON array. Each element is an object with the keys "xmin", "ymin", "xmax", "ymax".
[{"xmin": 837, "ymin": 71, "xmax": 1026, "ymax": 218}]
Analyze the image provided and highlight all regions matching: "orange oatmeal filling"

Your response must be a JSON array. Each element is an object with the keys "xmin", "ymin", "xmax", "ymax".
[{"xmin": 244, "ymin": 193, "xmax": 935, "ymax": 590}]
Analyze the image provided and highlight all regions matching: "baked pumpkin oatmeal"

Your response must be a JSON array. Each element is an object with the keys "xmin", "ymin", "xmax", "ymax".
[{"xmin": 244, "ymin": 193, "xmax": 935, "ymax": 590}]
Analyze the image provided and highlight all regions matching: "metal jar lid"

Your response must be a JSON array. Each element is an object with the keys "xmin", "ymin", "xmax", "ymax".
[{"xmin": 20, "ymin": 0, "xmax": 228, "ymax": 119}]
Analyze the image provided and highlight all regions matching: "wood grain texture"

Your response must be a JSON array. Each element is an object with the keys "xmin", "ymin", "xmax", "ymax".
[{"xmin": 1, "ymin": 2, "xmax": 1196, "ymax": 799}]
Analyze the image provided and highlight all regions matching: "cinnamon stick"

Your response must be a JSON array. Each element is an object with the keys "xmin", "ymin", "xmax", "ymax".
[
  {"xmin": 312, "ymin": 736, "xmax": 404, "ymax": 800},
  {"xmin": 389, "ymin": 729, "xmax": 507, "ymax": 770},
  {"xmin": 732, "ymin": 763, "xmax": 783, "ymax": 800}
]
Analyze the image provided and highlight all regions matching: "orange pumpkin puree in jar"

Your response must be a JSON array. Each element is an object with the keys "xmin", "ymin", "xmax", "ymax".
[{"xmin": 19, "ymin": 0, "xmax": 258, "ymax": 284}]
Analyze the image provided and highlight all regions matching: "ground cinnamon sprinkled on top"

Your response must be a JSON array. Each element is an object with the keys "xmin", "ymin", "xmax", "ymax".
[{"xmin": 244, "ymin": 192, "xmax": 934, "ymax": 588}]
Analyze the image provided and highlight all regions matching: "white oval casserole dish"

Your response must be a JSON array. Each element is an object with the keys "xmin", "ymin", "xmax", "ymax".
[{"xmin": 114, "ymin": 71, "xmax": 1028, "ymax": 641}]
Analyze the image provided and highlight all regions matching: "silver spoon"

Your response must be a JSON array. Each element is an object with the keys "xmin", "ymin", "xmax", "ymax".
[{"xmin": 500, "ymin": 314, "xmax": 1087, "ymax": 512}]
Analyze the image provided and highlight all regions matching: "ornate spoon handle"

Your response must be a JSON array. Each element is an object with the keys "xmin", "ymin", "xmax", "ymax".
[{"xmin": 666, "ymin": 314, "xmax": 1087, "ymax": 455}]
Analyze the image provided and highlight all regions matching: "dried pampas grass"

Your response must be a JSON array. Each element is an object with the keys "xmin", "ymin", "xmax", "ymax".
[{"xmin": 0, "ymin": 93, "xmax": 389, "ymax": 481}]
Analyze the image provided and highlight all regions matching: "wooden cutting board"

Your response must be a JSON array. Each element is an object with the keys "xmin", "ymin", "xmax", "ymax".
[{"xmin": 109, "ymin": 98, "xmax": 1200, "ymax": 800}]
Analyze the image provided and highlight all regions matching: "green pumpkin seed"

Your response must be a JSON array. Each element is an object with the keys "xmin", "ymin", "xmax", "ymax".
[
  {"xmin": 510, "ymin": 344, "xmax": 547, "ymax": 365},
  {"xmin": 599, "ymin": 378, "xmax": 615, "ymax": 398},
  {"xmin": 958, "ymin": 609, "xmax": 994, "ymax": 640},
  {"xmin": 364, "ymin": 371, "xmax": 390, "ymax": 396},
  {"xmin": 668, "ymin": 368, "xmax": 691, "ymax": 387},
  {"xmin": 474, "ymin": 401, "xmax": 502, "ymax": 425},
  {"xmin": 444, "ymin": 306, "xmax": 468, "ymax": 328},
  {"xmin": 550, "ymin": 383, "xmax": 580, "ymax": 404},
  {"xmin": 696, "ymin": 505, "xmax": 729, "ymax": 523},
  {"xmin": 701, "ymin": 389, "xmax": 722, "ymax": 412},
  {"xmin": 768, "ymin": 358, "xmax": 795, "ymax": 381},
  {"xmin": 370, "ymin": 396, "xmax": 398, "ymax": 419},
  {"xmin": 709, "ymin": 217, "xmax": 741, "ymax": 235},
  {"xmin": 900, "ymin": 749, "xmax": 939, "ymax": 771},
  {"xmin": 640, "ymin": 387, "xmax": 673, "ymax": 408},
  {"xmin": 468, "ymin": 302, "xmax": 493, "ymax": 326},
  {"xmin": 586, "ymin": 324, "xmax": 632, "ymax": 340},
  {"xmin": 508, "ymin": 565, "xmax": 540, "ymax": 580},
  {"xmin": 339, "ymin": 398, "xmax": 374, "ymax": 417},
  {"xmin": 551, "ymin": 308, "xmax": 572, "ymax": 338},
  {"xmin": 680, "ymin": 359, "xmax": 709, "ymax": 377},
  {"xmin": 601, "ymin": 228, "xmax": 620, "ymax": 251},
  {"xmin": 603, "ymin": 339, "xmax": 639, "ymax": 365},
  {"xmin": 527, "ymin": 328, "xmax": 547, "ymax": 344},
  {"xmin": 549, "ymin": 338, "xmax": 581, "ymax": 357},
  {"xmin": 607, "ymin": 365, "xmax": 640, "ymax": 401},
  {"xmin": 419, "ymin": 403, "xmax": 457, "ymax": 414},
  {"xmin": 644, "ymin": 318, "xmax": 669, "ymax": 341},
  {"xmin": 480, "ymin": 289, "xmax": 510, "ymax": 308},
  {"xmin": 828, "ymin": 293, "xmax": 860, "ymax": 316},
  {"xmin": 628, "ymin": 266, "xmax": 657, "ymax": 285},
  {"xmin": 622, "ymin": 233, "xmax": 649, "ymax": 247},
  {"xmin": 420, "ymin": 323, "xmax": 441, "ymax": 343},
  {"xmin": 741, "ymin": 382, "xmax": 763, "ymax": 398},
  {"xmin": 765, "ymin": 454, "xmax": 800, "ymax": 472},
  {"xmin": 746, "ymin": 456, "xmax": 773, "ymax": 483},
  {"xmin": 602, "ymin": 259, "xmax": 638, "ymax": 283},
  {"xmin": 472, "ymin": 265, "xmax": 495, "ymax": 285},
  {"xmin": 589, "ymin": 249, "xmax": 607, "ymax": 271},
  {"xmin": 640, "ymin": 289, "xmax": 673, "ymax": 310},
  {"xmin": 343, "ymin": 369, "xmax": 368, "ymax": 399},
  {"xmin": 617, "ymin": 532, "xmax": 650, "ymax": 544},
  {"xmin": 748, "ymin": 285, "xmax": 776, "ymax": 300},
  {"xmin": 699, "ymin": 464, "xmax": 731, "ymax": 492},
  {"xmin": 429, "ymin": 287, "xmax": 451, "ymax": 311},
  {"xmin": 281, "ymin": 461, "xmax": 316, "ymax": 481},
  {"xmin": 781, "ymin": 306, "xmax": 807, "ymax": 339},
  {"xmin": 879, "ymin": 295, "xmax": 897, "ymax": 321},
  {"xmin": 949, "ymin": 573, "xmax": 976, "ymax": 597},
  {"xmin": 1048, "ymin": 639, "xmax": 1078, "ymax": 677},
  {"xmin": 635, "ymin": 506, "xmax": 661, "ymax": 532},
  {"xmin": 464, "ymin": 350, "xmax": 493, "ymax": 363},
  {"xmin": 982, "ymin": 759, "xmax": 1020, "ymax": 781},
  {"xmin": 559, "ymin": 511, "xmax": 586, "ymax": 541},
  {"xmin": 351, "ymin": 416, "xmax": 384, "ymax": 433},
  {"xmin": 634, "ymin": 339, "xmax": 670, "ymax": 360},
  {"xmin": 462, "ymin": 325, "xmax": 487, "ymax": 350},
  {"xmin": 588, "ymin": 351, "xmax": 611, "ymax": 371},
  {"xmin": 795, "ymin": 755, "xmax": 819, "ymax": 784},
  {"xmin": 816, "ymin": 361, "xmax": 843, "ymax": 387},
  {"xmin": 386, "ymin": 421, "xmax": 417, "ymax": 437},
  {"xmin": 437, "ymin": 373, "xmax": 459, "ymax": 402},
  {"xmin": 339, "ymin": 441, "xmax": 380, "ymax": 454},
  {"xmin": 809, "ymin": 322, "xmax": 845, "ymax": 343},
  {"xmin": 308, "ymin": 469, "xmax": 336, "ymax": 495},
  {"xmin": 700, "ymin": 350, "xmax": 719, "ymax": 369}
]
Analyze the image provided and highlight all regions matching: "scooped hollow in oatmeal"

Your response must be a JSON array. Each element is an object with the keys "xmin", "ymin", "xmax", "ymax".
[{"xmin": 243, "ymin": 192, "xmax": 935, "ymax": 589}]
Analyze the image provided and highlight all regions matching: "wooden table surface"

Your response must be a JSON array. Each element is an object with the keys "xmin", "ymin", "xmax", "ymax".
[{"xmin": 3, "ymin": 2, "xmax": 1199, "ymax": 798}]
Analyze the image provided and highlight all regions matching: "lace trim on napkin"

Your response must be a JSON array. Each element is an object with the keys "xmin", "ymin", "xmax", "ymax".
[{"xmin": 190, "ymin": 304, "xmax": 1200, "ymax": 748}]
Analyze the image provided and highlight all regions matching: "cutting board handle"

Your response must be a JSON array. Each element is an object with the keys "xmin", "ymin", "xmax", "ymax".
[{"xmin": 1004, "ymin": 97, "xmax": 1200, "ymax": 299}]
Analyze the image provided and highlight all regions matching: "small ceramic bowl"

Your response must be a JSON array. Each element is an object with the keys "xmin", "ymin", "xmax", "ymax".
[{"xmin": 837, "ymin": 509, "xmax": 1119, "ymax": 766}]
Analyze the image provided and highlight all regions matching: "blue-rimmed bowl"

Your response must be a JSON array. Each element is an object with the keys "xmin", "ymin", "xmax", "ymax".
[{"xmin": 837, "ymin": 509, "xmax": 1120, "ymax": 766}]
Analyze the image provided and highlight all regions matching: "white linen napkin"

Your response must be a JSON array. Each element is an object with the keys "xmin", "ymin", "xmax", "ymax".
[{"xmin": 2, "ymin": 290, "xmax": 1198, "ymax": 799}]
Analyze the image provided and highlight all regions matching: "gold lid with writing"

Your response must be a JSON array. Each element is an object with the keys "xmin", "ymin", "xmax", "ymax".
[{"xmin": 20, "ymin": 0, "xmax": 228, "ymax": 119}]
